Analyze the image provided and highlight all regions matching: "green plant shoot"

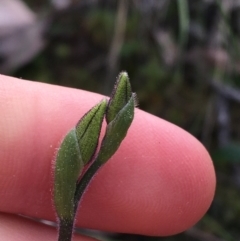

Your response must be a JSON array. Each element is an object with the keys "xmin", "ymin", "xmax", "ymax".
[{"xmin": 54, "ymin": 71, "xmax": 136, "ymax": 241}]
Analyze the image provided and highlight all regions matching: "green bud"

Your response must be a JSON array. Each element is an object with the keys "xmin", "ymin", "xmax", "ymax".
[
  {"xmin": 54, "ymin": 129, "xmax": 83, "ymax": 220},
  {"xmin": 54, "ymin": 72, "xmax": 136, "ymax": 241},
  {"xmin": 106, "ymin": 71, "xmax": 132, "ymax": 124},
  {"xmin": 75, "ymin": 99, "xmax": 107, "ymax": 164},
  {"xmin": 96, "ymin": 94, "xmax": 135, "ymax": 164}
]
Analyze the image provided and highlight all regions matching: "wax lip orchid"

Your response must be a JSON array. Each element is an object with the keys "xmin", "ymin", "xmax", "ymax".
[{"xmin": 53, "ymin": 71, "xmax": 136, "ymax": 241}]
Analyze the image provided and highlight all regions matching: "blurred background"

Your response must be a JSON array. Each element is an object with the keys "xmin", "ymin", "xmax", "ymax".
[{"xmin": 1, "ymin": 0, "xmax": 240, "ymax": 240}]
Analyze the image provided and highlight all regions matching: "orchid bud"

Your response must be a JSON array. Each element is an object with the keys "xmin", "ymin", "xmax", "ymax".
[
  {"xmin": 54, "ymin": 100, "xmax": 107, "ymax": 220},
  {"xmin": 75, "ymin": 99, "xmax": 107, "ymax": 164},
  {"xmin": 97, "ymin": 94, "xmax": 134, "ymax": 164},
  {"xmin": 106, "ymin": 71, "xmax": 132, "ymax": 124},
  {"xmin": 54, "ymin": 129, "xmax": 83, "ymax": 220}
]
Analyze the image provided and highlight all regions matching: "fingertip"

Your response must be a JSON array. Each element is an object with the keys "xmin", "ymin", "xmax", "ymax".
[
  {"xmin": 78, "ymin": 110, "xmax": 216, "ymax": 235},
  {"xmin": 129, "ymin": 111, "xmax": 216, "ymax": 235},
  {"xmin": 0, "ymin": 75, "xmax": 216, "ymax": 236}
]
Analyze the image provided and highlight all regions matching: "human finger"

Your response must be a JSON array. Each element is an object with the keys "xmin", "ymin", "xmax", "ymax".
[
  {"xmin": 0, "ymin": 75, "xmax": 216, "ymax": 236},
  {"xmin": 0, "ymin": 213, "xmax": 98, "ymax": 241}
]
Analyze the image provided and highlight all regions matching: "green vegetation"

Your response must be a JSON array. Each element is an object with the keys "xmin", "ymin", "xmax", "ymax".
[{"xmin": 13, "ymin": 1, "xmax": 240, "ymax": 240}]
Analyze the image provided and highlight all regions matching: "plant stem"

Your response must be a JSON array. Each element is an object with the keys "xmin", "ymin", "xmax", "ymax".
[
  {"xmin": 74, "ymin": 159, "xmax": 102, "ymax": 214},
  {"xmin": 58, "ymin": 218, "xmax": 74, "ymax": 241},
  {"xmin": 58, "ymin": 160, "xmax": 103, "ymax": 241}
]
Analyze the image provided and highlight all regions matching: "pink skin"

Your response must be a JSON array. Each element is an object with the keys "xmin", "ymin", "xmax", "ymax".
[{"xmin": 0, "ymin": 74, "xmax": 216, "ymax": 240}]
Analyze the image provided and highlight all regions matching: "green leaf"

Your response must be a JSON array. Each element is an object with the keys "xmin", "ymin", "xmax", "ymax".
[
  {"xmin": 54, "ymin": 129, "xmax": 83, "ymax": 220},
  {"xmin": 106, "ymin": 71, "xmax": 132, "ymax": 124},
  {"xmin": 75, "ymin": 99, "xmax": 107, "ymax": 164},
  {"xmin": 96, "ymin": 94, "xmax": 135, "ymax": 164}
]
